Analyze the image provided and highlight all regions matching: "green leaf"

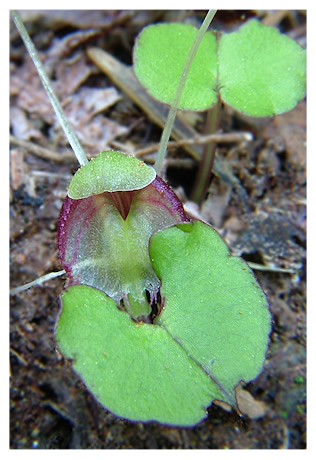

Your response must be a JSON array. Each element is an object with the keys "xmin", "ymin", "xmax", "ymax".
[
  {"xmin": 56, "ymin": 220, "xmax": 271, "ymax": 426},
  {"xmin": 56, "ymin": 284, "xmax": 225, "ymax": 426},
  {"xmin": 151, "ymin": 221, "xmax": 271, "ymax": 402},
  {"xmin": 133, "ymin": 20, "xmax": 306, "ymax": 116},
  {"xmin": 218, "ymin": 19, "xmax": 306, "ymax": 117},
  {"xmin": 68, "ymin": 150, "xmax": 156, "ymax": 199},
  {"xmin": 133, "ymin": 23, "xmax": 218, "ymax": 111}
]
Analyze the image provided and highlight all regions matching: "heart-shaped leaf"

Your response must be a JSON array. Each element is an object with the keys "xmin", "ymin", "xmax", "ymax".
[
  {"xmin": 56, "ymin": 284, "xmax": 226, "ymax": 426},
  {"xmin": 151, "ymin": 221, "xmax": 271, "ymax": 400},
  {"xmin": 133, "ymin": 19, "xmax": 306, "ymax": 117},
  {"xmin": 55, "ymin": 220, "xmax": 271, "ymax": 426}
]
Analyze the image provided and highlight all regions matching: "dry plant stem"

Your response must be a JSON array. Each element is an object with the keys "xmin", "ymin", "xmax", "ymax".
[
  {"xmin": 191, "ymin": 99, "xmax": 221, "ymax": 203},
  {"xmin": 154, "ymin": 9, "xmax": 217, "ymax": 175},
  {"xmin": 246, "ymin": 263, "xmax": 296, "ymax": 274},
  {"xmin": 11, "ymin": 10, "xmax": 88, "ymax": 167},
  {"xmin": 133, "ymin": 131, "xmax": 253, "ymax": 157},
  {"xmin": 10, "ymin": 270, "xmax": 66, "ymax": 295},
  {"xmin": 10, "ymin": 135, "xmax": 77, "ymax": 164}
]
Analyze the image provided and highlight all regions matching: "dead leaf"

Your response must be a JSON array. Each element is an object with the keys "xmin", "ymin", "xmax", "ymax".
[
  {"xmin": 236, "ymin": 386, "xmax": 268, "ymax": 420},
  {"xmin": 18, "ymin": 10, "xmax": 131, "ymax": 30},
  {"xmin": 64, "ymin": 87, "xmax": 122, "ymax": 121},
  {"xmin": 10, "ymin": 107, "xmax": 42, "ymax": 140},
  {"xmin": 55, "ymin": 54, "xmax": 93, "ymax": 96},
  {"xmin": 263, "ymin": 100, "xmax": 306, "ymax": 170},
  {"xmin": 74, "ymin": 115, "xmax": 128, "ymax": 154},
  {"xmin": 213, "ymin": 400, "xmax": 232, "ymax": 413},
  {"xmin": 10, "ymin": 149, "xmax": 25, "ymax": 190},
  {"xmin": 10, "ymin": 58, "xmax": 56, "ymax": 124},
  {"xmin": 53, "ymin": 87, "xmax": 127, "ymax": 154},
  {"xmin": 201, "ymin": 180, "xmax": 232, "ymax": 228}
]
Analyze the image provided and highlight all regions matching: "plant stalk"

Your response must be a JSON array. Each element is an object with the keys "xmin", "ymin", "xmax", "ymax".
[
  {"xmin": 154, "ymin": 9, "xmax": 217, "ymax": 175},
  {"xmin": 11, "ymin": 10, "xmax": 88, "ymax": 166},
  {"xmin": 191, "ymin": 98, "xmax": 221, "ymax": 203}
]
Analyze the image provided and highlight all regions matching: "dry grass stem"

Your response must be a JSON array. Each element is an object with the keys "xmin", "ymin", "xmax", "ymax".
[{"xmin": 134, "ymin": 131, "xmax": 253, "ymax": 158}]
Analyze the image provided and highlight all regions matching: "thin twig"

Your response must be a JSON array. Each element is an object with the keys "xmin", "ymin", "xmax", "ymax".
[
  {"xmin": 10, "ymin": 135, "xmax": 79, "ymax": 164},
  {"xmin": 10, "ymin": 270, "xmax": 66, "ymax": 295},
  {"xmin": 191, "ymin": 97, "xmax": 221, "ymax": 203},
  {"xmin": 246, "ymin": 262, "xmax": 296, "ymax": 274},
  {"xmin": 10, "ymin": 348, "xmax": 28, "ymax": 366},
  {"xmin": 133, "ymin": 131, "xmax": 253, "ymax": 158}
]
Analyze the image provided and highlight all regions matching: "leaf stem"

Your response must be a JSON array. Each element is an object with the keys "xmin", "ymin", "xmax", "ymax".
[
  {"xmin": 154, "ymin": 10, "xmax": 217, "ymax": 175},
  {"xmin": 191, "ymin": 98, "xmax": 221, "ymax": 203},
  {"xmin": 11, "ymin": 10, "xmax": 88, "ymax": 166}
]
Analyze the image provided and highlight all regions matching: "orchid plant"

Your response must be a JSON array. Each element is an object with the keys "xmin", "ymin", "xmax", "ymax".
[{"xmin": 10, "ymin": 10, "xmax": 305, "ymax": 426}]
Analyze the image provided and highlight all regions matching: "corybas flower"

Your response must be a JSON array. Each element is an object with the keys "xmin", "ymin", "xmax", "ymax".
[{"xmin": 58, "ymin": 151, "xmax": 188, "ymax": 320}]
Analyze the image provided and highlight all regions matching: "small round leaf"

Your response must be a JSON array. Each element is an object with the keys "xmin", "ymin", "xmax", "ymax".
[
  {"xmin": 133, "ymin": 23, "xmax": 218, "ymax": 111},
  {"xmin": 218, "ymin": 19, "xmax": 306, "ymax": 117}
]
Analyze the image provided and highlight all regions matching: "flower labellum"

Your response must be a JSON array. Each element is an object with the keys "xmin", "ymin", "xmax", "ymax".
[{"xmin": 58, "ymin": 151, "xmax": 188, "ymax": 320}]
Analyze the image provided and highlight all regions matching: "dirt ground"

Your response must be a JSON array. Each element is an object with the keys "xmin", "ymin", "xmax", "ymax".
[{"xmin": 10, "ymin": 10, "xmax": 306, "ymax": 449}]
